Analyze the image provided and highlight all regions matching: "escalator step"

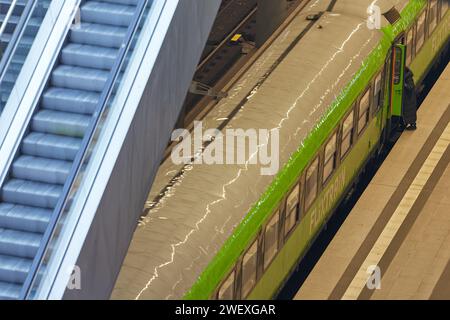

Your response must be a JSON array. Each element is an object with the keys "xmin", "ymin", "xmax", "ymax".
[
  {"xmin": 32, "ymin": 110, "xmax": 91, "ymax": 138},
  {"xmin": 12, "ymin": 156, "xmax": 72, "ymax": 185},
  {"xmin": 0, "ymin": 254, "xmax": 31, "ymax": 284},
  {"xmin": 70, "ymin": 22, "xmax": 127, "ymax": 48},
  {"xmin": 0, "ymin": 281, "xmax": 21, "ymax": 300},
  {"xmin": 22, "ymin": 132, "xmax": 81, "ymax": 161},
  {"xmin": 42, "ymin": 88, "xmax": 100, "ymax": 115},
  {"xmin": 51, "ymin": 65, "xmax": 109, "ymax": 92},
  {"xmin": 61, "ymin": 43, "xmax": 118, "ymax": 70},
  {"xmin": 2, "ymin": 179, "xmax": 62, "ymax": 209},
  {"xmin": 81, "ymin": 1, "xmax": 136, "ymax": 27},
  {"xmin": 0, "ymin": 228, "xmax": 41, "ymax": 259},
  {"xmin": 0, "ymin": 203, "xmax": 52, "ymax": 233}
]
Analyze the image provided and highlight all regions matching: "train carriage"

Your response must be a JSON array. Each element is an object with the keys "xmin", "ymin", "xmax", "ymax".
[{"xmin": 112, "ymin": 0, "xmax": 450, "ymax": 300}]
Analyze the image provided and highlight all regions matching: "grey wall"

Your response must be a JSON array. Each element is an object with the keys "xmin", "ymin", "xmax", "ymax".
[{"xmin": 62, "ymin": 0, "xmax": 221, "ymax": 299}]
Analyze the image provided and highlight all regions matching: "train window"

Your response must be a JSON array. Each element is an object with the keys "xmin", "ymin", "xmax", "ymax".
[
  {"xmin": 393, "ymin": 46, "xmax": 403, "ymax": 85},
  {"xmin": 284, "ymin": 185, "xmax": 300, "ymax": 237},
  {"xmin": 341, "ymin": 109, "xmax": 354, "ymax": 158},
  {"xmin": 373, "ymin": 72, "xmax": 383, "ymax": 113},
  {"xmin": 218, "ymin": 270, "xmax": 235, "ymax": 300},
  {"xmin": 416, "ymin": 10, "xmax": 427, "ymax": 52},
  {"xmin": 241, "ymin": 240, "xmax": 258, "ymax": 298},
  {"xmin": 323, "ymin": 133, "xmax": 337, "ymax": 184},
  {"xmin": 384, "ymin": 50, "xmax": 392, "ymax": 106},
  {"xmin": 358, "ymin": 89, "xmax": 371, "ymax": 135},
  {"xmin": 429, "ymin": 1, "xmax": 438, "ymax": 34},
  {"xmin": 442, "ymin": 0, "xmax": 449, "ymax": 18},
  {"xmin": 305, "ymin": 157, "xmax": 319, "ymax": 210},
  {"xmin": 406, "ymin": 28, "xmax": 414, "ymax": 65},
  {"xmin": 264, "ymin": 210, "xmax": 279, "ymax": 270}
]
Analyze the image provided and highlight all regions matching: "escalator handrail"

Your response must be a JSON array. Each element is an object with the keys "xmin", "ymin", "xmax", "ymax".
[
  {"xmin": 0, "ymin": 0, "xmax": 37, "ymax": 84},
  {"xmin": 19, "ymin": 0, "xmax": 149, "ymax": 299},
  {"xmin": 0, "ymin": 0, "xmax": 18, "ymax": 39}
]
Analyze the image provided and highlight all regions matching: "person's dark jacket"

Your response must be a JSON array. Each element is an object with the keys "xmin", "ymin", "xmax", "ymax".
[{"xmin": 403, "ymin": 68, "xmax": 417, "ymax": 125}]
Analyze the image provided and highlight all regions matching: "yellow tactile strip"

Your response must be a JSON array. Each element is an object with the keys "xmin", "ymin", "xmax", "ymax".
[{"xmin": 342, "ymin": 122, "xmax": 450, "ymax": 300}]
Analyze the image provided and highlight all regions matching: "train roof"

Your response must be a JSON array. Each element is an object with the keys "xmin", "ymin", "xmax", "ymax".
[
  {"xmin": 112, "ymin": 3, "xmax": 385, "ymax": 299},
  {"xmin": 333, "ymin": 0, "xmax": 410, "ymax": 20}
]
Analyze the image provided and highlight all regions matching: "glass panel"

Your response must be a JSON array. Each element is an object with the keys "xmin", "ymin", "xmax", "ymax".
[
  {"xmin": 305, "ymin": 158, "xmax": 318, "ymax": 210},
  {"xmin": 393, "ymin": 47, "xmax": 403, "ymax": 85},
  {"xmin": 429, "ymin": 1, "xmax": 438, "ymax": 33},
  {"xmin": 341, "ymin": 134, "xmax": 352, "ymax": 159},
  {"xmin": 0, "ymin": 0, "xmax": 49, "ymax": 115},
  {"xmin": 218, "ymin": 271, "xmax": 235, "ymax": 300},
  {"xmin": 373, "ymin": 73, "xmax": 383, "ymax": 111},
  {"xmin": 406, "ymin": 29, "xmax": 414, "ymax": 65},
  {"xmin": 284, "ymin": 185, "xmax": 299, "ymax": 236},
  {"xmin": 323, "ymin": 160, "xmax": 334, "ymax": 183},
  {"xmin": 323, "ymin": 133, "xmax": 337, "ymax": 183},
  {"xmin": 416, "ymin": 11, "xmax": 426, "ymax": 52},
  {"xmin": 442, "ymin": 0, "xmax": 449, "ymax": 18},
  {"xmin": 341, "ymin": 110, "xmax": 354, "ymax": 158},
  {"xmin": 342, "ymin": 110, "xmax": 354, "ymax": 137},
  {"xmin": 358, "ymin": 89, "xmax": 371, "ymax": 134},
  {"xmin": 324, "ymin": 133, "xmax": 337, "ymax": 161},
  {"xmin": 264, "ymin": 211, "xmax": 279, "ymax": 270},
  {"xmin": 242, "ymin": 241, "xmax": 258, "ymax": 298}
]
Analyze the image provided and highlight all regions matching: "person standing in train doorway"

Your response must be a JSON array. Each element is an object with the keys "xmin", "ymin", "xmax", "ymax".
[{"xmin": 403, "ymin": 67, "xmax": 417, "ymax": 131}]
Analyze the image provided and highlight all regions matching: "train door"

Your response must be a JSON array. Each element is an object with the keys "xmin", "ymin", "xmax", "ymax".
[
  {"xmin": 390, "ymin": 44, "xmax": 406, "ymax": 117},
  {"xmin": 385, "ymin": 43, "xmax": 406, "ymax": 136}
]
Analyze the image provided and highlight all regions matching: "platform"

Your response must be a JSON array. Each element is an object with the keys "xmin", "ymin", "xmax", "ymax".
[{"xmin": 295, "ymin": 62, "xmax": 450, "ymax": 300}]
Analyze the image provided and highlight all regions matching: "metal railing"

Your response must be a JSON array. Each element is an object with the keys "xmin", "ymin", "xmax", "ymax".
[
  {"xmin": 0, "ymin": 0, "xmax": 18, "ymax": 41},
  {"xmin": 0, "ymin": 0, "xmax": 37, "ymax": 76},
  {"xmin": 19, "ymin": 0, "xmax": 150, "ymax": 299},
  {"xmin": 0, "ymin": 0, "xmax": 38, "ymax": 90}
]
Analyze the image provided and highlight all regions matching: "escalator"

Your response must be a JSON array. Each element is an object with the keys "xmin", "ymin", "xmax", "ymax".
[
  {"xmin": 0, "ymin": 0, "xmax": 50, "ymax": 113},
  {"xmin": 0, "ymin": 0, "xmax": 222, "ymax": 299},
  {"xmin": 0, "ymin": 0, "xmax": 142, "ymax": 300}
]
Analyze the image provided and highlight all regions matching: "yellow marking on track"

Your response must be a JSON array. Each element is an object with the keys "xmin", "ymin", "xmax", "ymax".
[
  {"xmin": 342, "ymin": 122, "xmax": 450, "ymax": 300},
  {"xmin": 231, "ymin": 34, "xmax": 242, "ymax": 42}
]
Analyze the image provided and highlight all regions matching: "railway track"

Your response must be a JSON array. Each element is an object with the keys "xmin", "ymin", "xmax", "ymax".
[
  {"xmin": 164, "ymin": 0, "xmax": 310, "ymax": 161},
  {"xmin": 179, "ymin": 0, "xmax": 258, "ymax": 126}
]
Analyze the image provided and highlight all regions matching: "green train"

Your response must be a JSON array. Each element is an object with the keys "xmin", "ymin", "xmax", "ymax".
[{"xmin": 112, "ymin": 0, "xmax": 450, "ymax": 300}]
